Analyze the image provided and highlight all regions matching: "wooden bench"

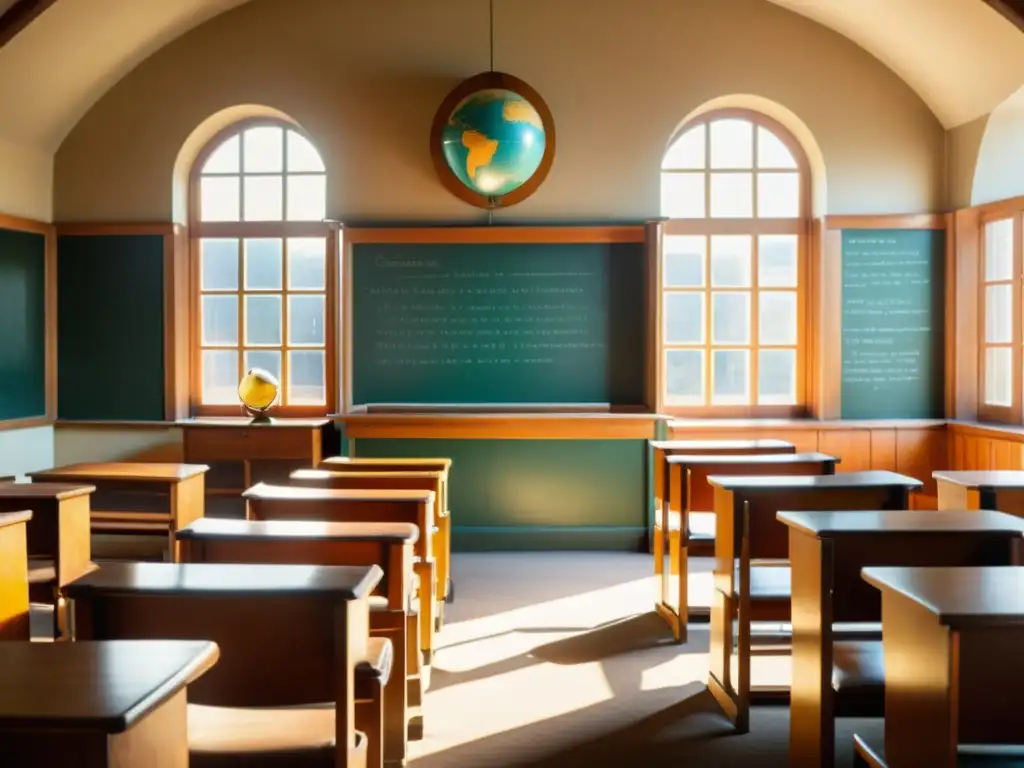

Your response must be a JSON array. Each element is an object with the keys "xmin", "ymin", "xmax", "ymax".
[
  {"xmin": 0, "ymin": 483, "xmax": 97, "ymax": 639},
  {"xmin": 855, "ymin": 566, "xmax": 1024, "ymax": 768},
  {"xmin": 28, "ymin": 463, "xmax": 209, "ymax": 563},
  {"xmin": 66, "ymin": 561, "xmax": 383, "ymax": 768},
  {"xmin": 320, "ymin": 457, "xmax": 453, "ymax": 603},
  {"xmin": 243, "ymin": 482, "xmax": 438, "ymax": 665},
  {"xmin": 178, "ymin": 517, "xmax": 420, "ymax": 765},
  {"xmin": 707, "ymin": 470, "xmax": 923, "ymax": 732},
  {"xmin": 934, "ymin": 471, "xmax": 1024, "ymax": 517},
  {"xmin": 0, "ymin": 639, "xmax": 219, "ymax": 767},
  {"xmin": 292, "ymin": 468, "xmax": 449, "ymax": 631},
  {"xmin": 780, "ymin": 509, "xmax": 1024, "ymax": 768},
  {"xmin": 658, "ymin": 452, "xmax": 837, "ymax": 642},
  {"xmin": 0, "ymin": 510, "xmax": 31, "ymax": 641}
]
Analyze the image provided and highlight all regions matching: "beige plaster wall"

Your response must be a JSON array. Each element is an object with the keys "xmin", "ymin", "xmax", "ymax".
[
  {"xmin": 0, "ymin": 138, "xmax": 52, "ymax": 221},
  {"xmin": 945, "ymin": 115, "xmax": 988, "ymax": 211},
  {"xmin": 971, "ymin": 86, "xmax": 1024, "ymax": 206}
]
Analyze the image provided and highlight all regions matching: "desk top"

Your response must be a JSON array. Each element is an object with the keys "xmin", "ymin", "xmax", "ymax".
[
  {"xmin": 862, "ymin": 566, "xmax": 1024, "ymax": 628},
  {"xmin": 177, "ymin": 417, "xmax": 331, "ymax": 429},
  {"xmin": 243, "ymin": 482, "xmax": 435, "ymax": 504},
  {"xmin": 292, "ymin": 468, "xmax": 444, "ymax": 481},
  {"xmin": 708, "ymin": 470, "xmax": 922, "ymax": 492},
  {"xmin": 65, "ymin": 562, "xmax": 382, "ymax": 600},
  {"xmin": 650, "ymin": 439, "xmax": 795, "ymax": 452},
  {"xmin": 667, "ymin": 451, "xmax": 836, "ymax": 466},
  {"xmin": 933, "ymin": 470, "xmax": 1024, "ymax": 489},
  {"xmin": 30, "ymin": 462, "xmax": 210, "ymax": 483},
  {"xmin": 179, "ymin": 517, "xmax": 420, "ymax": 544},
  {"xmin": 779, "ymin": 509, "xmax": 1024, "ymax": 538},
  {"xmin": 0, "ymin": 482, "xmax": 95, "ymax": 500},
  {"xmin": 0, "ymin": 510, "xmax": 32, "ymax": 530},
  {"xmin": 322, "ymin": 456, "xmax": 452, "ymax": 471},
  {"xmin": 0, "ymin": 640, "xmax": 218, "ymax": 733}
]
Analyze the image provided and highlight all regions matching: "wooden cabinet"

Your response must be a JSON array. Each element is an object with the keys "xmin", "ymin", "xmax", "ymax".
[{"xmin": 179, "ymin": 418, "xmax": 335, "ymax": 518}]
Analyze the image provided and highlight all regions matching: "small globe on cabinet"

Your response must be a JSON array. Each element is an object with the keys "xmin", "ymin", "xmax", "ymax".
[{"xmin": 238, "ymin": 368, "xmax": 279, "ymax": 423}]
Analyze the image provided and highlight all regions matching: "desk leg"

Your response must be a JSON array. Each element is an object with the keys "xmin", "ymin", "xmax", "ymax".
[
  {"xmin": 414, "ymin": 560, "xmax": 436, "ymax": 666},
  {"xmin": 108, "ymin": 688, "xmax": 189, "ymax": 767},
  {"xmin": 336, "ymin": 597, "xmax": 371, "ymax": 768},
  {"xmin": 169, "ymin": 476, "xmax": 206, "ymax": 563}
]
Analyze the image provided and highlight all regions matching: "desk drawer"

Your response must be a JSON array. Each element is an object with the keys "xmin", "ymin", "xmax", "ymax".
[{"xmin": 184, "ymin": 427, "xmax": 318, "ymax": 461}]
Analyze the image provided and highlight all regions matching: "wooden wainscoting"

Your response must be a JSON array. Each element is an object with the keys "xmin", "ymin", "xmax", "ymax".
[{"xmin": 948, "ymin": 422, "xmax": 1024, "ymax": 471}]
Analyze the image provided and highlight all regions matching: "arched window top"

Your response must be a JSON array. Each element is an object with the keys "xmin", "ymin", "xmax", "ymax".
[
  {"xmin": 195, "ymin": 122, "xmax": 327, "ymax": 223},
  {"xmin": 662, "ymin": 117, "xmax": 798, "ymax": 171}
]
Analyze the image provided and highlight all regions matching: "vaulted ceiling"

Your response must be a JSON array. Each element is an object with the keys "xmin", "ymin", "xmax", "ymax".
[{"xmin": 0, "ymin": 0, "xmax": 1023, "ymax": 152}]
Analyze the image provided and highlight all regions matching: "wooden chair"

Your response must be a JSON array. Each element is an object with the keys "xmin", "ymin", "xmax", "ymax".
[
  {"xmin": 243, "ymin": 482, "xmax": 438, "ymax": 666},
  {"xmin": 178, "ymin": 517, "xmax": 420, "ymax": 765},
  {"xmin": 66, "ymin": 561, "xmax": 383, "ymax": 768},
  {"xmin": 0, "ymin": 510, "xmax": 31, "ymax": 641},
  {"xmin": 0, "ymin": 483, "xmax": 96, "ymax": 639},
  {"xmin": 320, "ymin": 457, "xmax": 453, "ymax": 603}
]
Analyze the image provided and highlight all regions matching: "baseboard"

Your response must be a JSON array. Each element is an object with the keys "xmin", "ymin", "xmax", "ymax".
[{"xmin": 452, "ymin": 525, "xmax": 646, "ymax": 552}]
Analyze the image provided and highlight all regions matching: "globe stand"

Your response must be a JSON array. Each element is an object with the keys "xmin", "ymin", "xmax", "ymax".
[{"xmin": 242, "ymin": 405, "xmax": 274, "ymax": 425}]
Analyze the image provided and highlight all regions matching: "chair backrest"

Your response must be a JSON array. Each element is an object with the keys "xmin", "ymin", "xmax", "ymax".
[{"xmin": 291, "ymin": 470, "xmax": 443, "ymax": 518}]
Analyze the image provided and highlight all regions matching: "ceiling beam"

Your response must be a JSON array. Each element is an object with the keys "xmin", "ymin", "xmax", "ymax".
[
  {"xmin": 0, "ymin": 0, "xmax": 59, "ymax": 49},
  {"xmin": 981, "ymin": 0, "xmax": 1024, "ymax": 33}
]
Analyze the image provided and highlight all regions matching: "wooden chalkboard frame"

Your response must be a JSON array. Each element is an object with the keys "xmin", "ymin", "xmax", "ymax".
[
  {"xmin": 821, "ymin": 214, "xmax": 953, "ymax": 420},
  {"xmin": 340, "ymin": 225, "xmax": 653, "ymax": 414},
  {"xmin": 0, "ymin": 213, "xmax": 56, "ymax": 430}
]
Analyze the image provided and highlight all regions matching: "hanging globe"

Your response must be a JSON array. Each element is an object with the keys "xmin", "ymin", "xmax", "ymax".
[{"xmin": 238, "ymin": 367, "xmax": 279, "ymax": 423}]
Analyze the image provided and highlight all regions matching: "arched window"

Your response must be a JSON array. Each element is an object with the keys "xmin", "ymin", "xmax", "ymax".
[
  {"xmin": 659, "ymin": 110, "xmax": 808, "ymax": 414},
  {"xmin": 191, "ymin": 120, "xmax": 334, "ymax": 415}
]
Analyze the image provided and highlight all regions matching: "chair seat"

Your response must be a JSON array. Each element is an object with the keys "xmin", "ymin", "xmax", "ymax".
[
  {"xmin": 27, "ymin": 558, "xmax": 56, "ymax": 585},
  {"xmin": 833, "ymin": 639, "xmax": 885, "ymax": 717},
  {"xmin": 356, "ymin": 638, "xmax": 394, "ymax": 698},
  {"xmin": 733, "ymin": 564, "xmax": 791, "ymax": 600}
]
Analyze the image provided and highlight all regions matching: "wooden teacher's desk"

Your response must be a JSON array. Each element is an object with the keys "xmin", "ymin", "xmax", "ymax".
[
  {"xmin": 780, "ymin": 509, "xmax": 1024, "ymax": 768},
  {"xmin": 0, "ymin": 639, "xmax": 219, "ymax": 768},
  {"xmin": 855, "ymin": 566, "xmax": 1024, "ymax": 768},
  {"xmin": 934, "ymin": 470, "xmax": 1024, "ymax": 517}
]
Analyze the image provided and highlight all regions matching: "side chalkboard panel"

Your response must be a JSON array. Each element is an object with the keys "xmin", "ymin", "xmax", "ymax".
[
  {"xmin": 0, "ymin": 227, "xmax": 46, "ymax": 420},
  {"xmin": 841, "ymin": 228, "xmax": 945, "ymax": 419},
  {"xmin": 351, "ymin": 241, "xmax": 646, "ymax": 405},
  {"xmin": 57, "ymin": 234, "xmax": 165, "ymax": 420}
]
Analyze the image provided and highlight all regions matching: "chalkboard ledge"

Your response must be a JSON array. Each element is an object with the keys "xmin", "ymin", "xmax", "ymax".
[
  {"xmin": 341, "ymin": 412, "xmax": 663, "ymax": 440},
  {"xmin": 54, "ymin": 420, "xmax": 178, "ymax": 429},
  {"xmin": 667, "ymin": 418, "xmax": 947, "ymax": 432},
  {"xmin": 0, "ymin": 416, "xmax": 52, "ymax": 432}
]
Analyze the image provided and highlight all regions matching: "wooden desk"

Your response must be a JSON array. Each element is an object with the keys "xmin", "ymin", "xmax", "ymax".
[
  {"xmin": 856, "ymin": 566, "xmax": 1024, "ymax": 768},
  {"xmin": 0, "ymin": 483, "xmax": 96, "ymax": 639},
  {"xmin": 243, "ymin": 482, "xmax": 438, "ymax": 664},
  {"xmin": 0, "ymin": 640, "xmax": 218, "ymax": 767},
  {"xmin": 934, "ymin": 471, "xmax": 1024, "ymax": 517},
  {"xmin": 781, "ymin": 510, "xmax": 1024, "ymax": 768},
  {"xmin": 177, "ymin": 517, "xmax": 419, "ymax": 764},
  {"xmin": 67, "ymin": 561, "xmax": 381, "ymax": 768},
  {"xmin": 0, "ymin": 510, "xmax": 31, "ymax": 640},
  {"xmin": 28, "ymin": 463, "xmax": 208, "ymax": 563},
  {"xmin": 657, "ymin": 452, "xmax": 837, "ymax": 642},
  {"xmin": 180, "ymin": 417, "xmax": 333, "ymax": 518},
  {"xmin": 707, "ymin": 470, "xmax": 923, "ymax": 733}
]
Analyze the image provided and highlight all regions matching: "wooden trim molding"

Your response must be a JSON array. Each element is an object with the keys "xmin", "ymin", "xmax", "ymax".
[
  {"xmin": 0, "ymin": 416, "xmax": 52, "ymax": 432},
  {"xmin": 0, "ymin": 0, "xmax": 59, "ymax": 49},
  {"xmin": 823, "ymin": 214, "xmax": 947, "ymax": 230},
  {"xmin": 55, "ymin": 222, "xmax": 176, "ymax": 236},
  {"xmin": 342, "ymin": 226, "xmax": 646, "ymax": 245},
  {"xmin": 342, "ymin": 413, "xmax": 665, "ymax": 440}
]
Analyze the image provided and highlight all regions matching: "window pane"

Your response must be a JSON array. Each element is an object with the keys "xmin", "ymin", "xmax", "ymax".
[
  {"xmin": 244, "ymin": 239, "xmax": 283, "ymax": 290},
  {"xmin": 710, "ymin": 119, "xmax": 753, "ymax": 169},
  {"xmin": 984, "ymin": 347, "xmax": 1013, "ymax": 407},
  {"xmin": 287, "ymin": 131, "xmax": 326, "ymax": 172},
  {"xmin": 757, "ymin": 172, "xmax": 800, "ymax": 218},
  {"xmin": 758, "ymin": 235, "xmax": 798, "ymax": 287},
  {"xmin": 710, "ymin": 173, "xmax": 753, "ymax": 218},
  {"xmin": 660, "ymin": 173, "xmax": 704, "ymax": 218},
  {"xmin": 288, "ymin": 295, "xmax": 325, "ymax": 346},
  {"xmin": 759, "ymin": 291, "xmax": 797, "ymax": 345},
  {"xmin": 202, "ymin": 350, "xmax": 239, "ymax": 405},
  {"xmin": 200, "ymin": 239, "xmax": 238, "ymax": 290},
  {"xmin": 663, "ymin": 125, "xmax": 705, "ymax": 170},
  {"xmin": 201, "ymin": 295, "xmax": 238, "ymax": 346},
  {"xmin": 288, "ymin": 238, "xmax": 327, "ymax": 290},
  {"xmin": 287, "ymin": 174, "xmax": 327, "ymax": 221},
  {"xmin": 200, "ymin": 176, "xmax": 240, "ymax": 222},
  {"xmin": 243, "ymin": 175, "xmax": 284, "ymax": 221},
  {"xmin": 758, "ymin": 349, "xmax": 797, "ymax": 404},
  {"xmin": 288, "ymin": 350, "xmax": 326, "ymax": 405},
  {"xmin": 712, "ymin": 292, "xmax": 750, "ymax": 344},
  {"xmin": 244, "ymin": 350, "xmax": 282, "ymax": 392},
  {"xmin": 985, "ymin": 284, "xmax": 1012, "ymax": 343},
  {"xmin": 243, "ymin": 126, "xmax": 284, "ymax": 173},
  {"xmin": 663, "ymin": 236, "xmax": 705, "ymax": 287},
  {"xmin": 985, "ymin": 219, "xmax": 1014, "ymax": 282},
  {"xmin": 712, "ymin": 349, "xmax": 749, "ymax": 404},
  {"xmin": 756, "ymin": 127, "xmax": 797, "ymax": 169},
  {"xmin": 245, "ymin": 295, "xmax": 282, "ymax": 346},
  {"xmin": 711, "ymin": 235, "xmax": 752, "ymax": 287},
  {"xmin": 665, "ymin": 349, "xmax": 703, "ymax": 404},
  {"xmin": 203, "ymin": 135, "xmax": 240, "ymax": 174},
  {"xmin": 664, "ymin": 292, "xmax": 704, "ymax": 344}
]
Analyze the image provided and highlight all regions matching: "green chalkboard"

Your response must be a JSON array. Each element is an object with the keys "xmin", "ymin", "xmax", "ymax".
[
  {"xmin": 0, "ymin": 227, "xmax": 46, "ymax": 421},
  {"xmin": 841, "ymin": 228, "xmax": 945, "ymax": 419},
  {"xmin": 57, "ymin": 235, "xmax": 165, "ymax": 420},
  {"xmin": 352, "ymin": 241, "xmax": 646, "ymax": 405}
]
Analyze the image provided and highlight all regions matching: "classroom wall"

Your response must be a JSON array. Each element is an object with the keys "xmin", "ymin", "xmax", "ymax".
[
  {"xmin": 970, "ymin": 85, "xmax": 1024, "ymax": 206},
  {"xmin": 0, "ymin": 138, "xmax": 52, "ymax": 222},
  {"xmin": 945, "ymin": 115, "xmax": 988, "ymax": 211},
  {"xmin": 0, "ymin": 426, "xmax": 53, "ymax": 478},
  {"xmin": 53, "ymin": 0, "xmax": 945, "ymax": 222}
]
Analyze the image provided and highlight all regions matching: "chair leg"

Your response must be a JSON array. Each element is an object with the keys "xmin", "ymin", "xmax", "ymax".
[
  {"xmin": 413, "ymin": 559, "xmax": 436, "ymax": 665},
  {"xmin": 356, "ymin": 686, "xmax": 384, "ymax": 768}
]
